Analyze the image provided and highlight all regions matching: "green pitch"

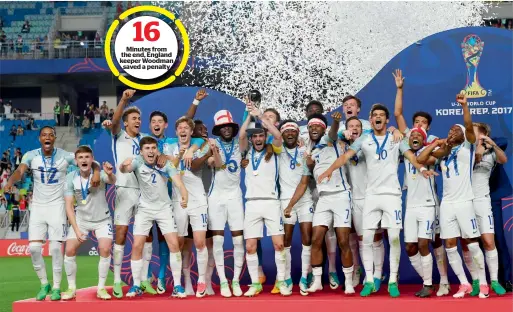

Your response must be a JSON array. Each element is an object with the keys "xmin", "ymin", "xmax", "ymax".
[{"xmin": 0, "ymin": 256, "xmax": 113, "ymax": 312}]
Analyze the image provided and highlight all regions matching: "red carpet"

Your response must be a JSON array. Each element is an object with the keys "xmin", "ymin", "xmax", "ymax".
[{"xmin": 13, "ymin": 285, "xmax": 513, "ymax": 312}]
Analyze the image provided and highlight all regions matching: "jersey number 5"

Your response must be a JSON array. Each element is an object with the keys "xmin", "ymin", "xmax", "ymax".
[{"xmin": 38, "ymin": 167, "xmax": 58, "ymax": 184}]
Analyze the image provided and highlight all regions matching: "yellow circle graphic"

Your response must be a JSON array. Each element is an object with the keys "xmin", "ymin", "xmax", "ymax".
[{"xmin": 104, "ymin": 5, "xmax": 190, "ymax": 91}]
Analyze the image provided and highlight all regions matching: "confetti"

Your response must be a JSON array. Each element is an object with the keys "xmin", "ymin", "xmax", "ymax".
[{"xmin": 153, "ymin": 1, "xmax": 486, "ymax": 120}]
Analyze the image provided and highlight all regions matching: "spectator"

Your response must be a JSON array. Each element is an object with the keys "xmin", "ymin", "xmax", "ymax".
[
  {"xmin": 16, "ymin": 35, "xmax": 23, "ymax": 56},
  {"xmin": 13, "ymin": 149, "xmax": 22, "ymax": 170},
  {"xmin": 0, "ymin": 198, "xmax": 7, "ymax": 218},
  {"xmin": 507, "ymin": 19, "xmax": 513, "ymax": 30},
  {"xmin": 11, "ymin": 201, "xmax": 20, "ymax": 232},
  {"xmin": 21, "ymin": 20, "xmax": 30, "ymax": 33},
  {"xmin": 94, "ymin": 108, "xmax": 101, "ymax": 128},
  {"xmin": 16, "ymin": 125, "xmax": 24, "ymax": 136},
  {"xmin": 87, "ymin": 104, "xmax": 95, "ymax": 123},
  {"xmin": 82, "ymin": 114, "xmax": 91, "ymax": 133},
  {"xmin": 0, "ymin": 31, "xmax": 6, "ymax": 57},
  {"xmin": 63, "ymin": 101, "xmax": 71, "ymax": 126},
  {"xmin": 9, "ymin": 125, "xmax": 17, "ymax": 141},
  {"xmin": 108, "ymin": 108, "xmax": 114, "ymax": 119},
  {"xmin": 100, "ymin": 106, "xmax": 109, "ymax": 122},
  {"xmin": 0, "ymin": 152, "xmax": 8, "ymax": 172},
  {"xmin": 19, "ymin": 195, "xmax": 27, "ymax": 211},
  {"xmin": 26, "ymin": 118, "xmax": 38, "ymax": 130},
  {"xmin": 100, "ymin": 101, "xmax": 108, "ymax": 111},
  {"xmin": 54, "ymin": 101, "xmax": 61, "ymax": 125},
  {"xmin": 4, "ymin": 100, "xmax": 12, "ymax": 116},
  {"xmin": 94, "ymin": 31, "xmax": 102, "ymax": 48}
]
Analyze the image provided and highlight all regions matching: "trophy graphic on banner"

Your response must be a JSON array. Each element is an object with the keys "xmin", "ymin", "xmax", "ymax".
[{"xmin": 461, "ymin": 34, "xmax": 487, "ymax": 98}]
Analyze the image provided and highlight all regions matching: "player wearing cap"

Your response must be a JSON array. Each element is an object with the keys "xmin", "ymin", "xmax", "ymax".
[
  {"xmin": 62, "ymin": 146, "xmax": 116, "ymax": 300},
  {"xmin": 302, "ymin": 112, "xmax": 356, "ymax": 295},
  {"xmin": 401, "ymin": 127, "xmax": 440, "ymax": 298},
  {"xmin": 4, "ymin": 126, "xmax": 101, "ymax": 301},
  {"xmin": 278, "ymin": 120, "xmax": 314, "ymax": 295},
  {"xmin": 392, "ymin": 69, "xmax": 449, "ymax": 296},
  {"xmin": 120, "ymin": 136, "xmax": 187, "ymax": 298},
  {"xmin": 318, "ymin": 104, "xmax": 433, "ymax": 298},
  {"xmin": 466, "ymin": 122, "xmax": 507, "ymax": 296},
  {"xmin": 239, "ymin": 104, "xmax": 290, "ymax": 297},
  {"xmin": 417, "ymin": 94, "xmax": 488, "ymax": 298},
  {"xmin": 206, "ymin": 110, "xmax": 245, "ymax": 298}
]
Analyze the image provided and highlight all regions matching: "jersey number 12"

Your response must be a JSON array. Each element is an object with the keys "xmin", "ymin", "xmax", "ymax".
[{"xmin": 38, "ymin": 167, "xmax": 58, "ymax": 184}]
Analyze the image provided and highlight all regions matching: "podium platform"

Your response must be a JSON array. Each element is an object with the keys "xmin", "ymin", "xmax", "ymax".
[{"xmin": 13, "ymin": 285, "xmax": 513, "ymax": 312}]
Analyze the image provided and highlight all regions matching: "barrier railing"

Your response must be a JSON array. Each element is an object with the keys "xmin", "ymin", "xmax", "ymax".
[
  {"xmin": 0, "ymin": 40, "xmax": 105, "ymax": 59},
  {"xmin": 0, "ymin": 112, "xmax": 57, "ymax": 120}
]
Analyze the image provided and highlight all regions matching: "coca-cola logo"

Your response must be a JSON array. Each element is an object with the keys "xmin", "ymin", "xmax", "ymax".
[
  {"xmin": 6, "ymin": 242, "xmax": 45, "ymax": 256},
  {"xmin": 7, "ymin": 242, "xmax": 30, "ymax": 256}
]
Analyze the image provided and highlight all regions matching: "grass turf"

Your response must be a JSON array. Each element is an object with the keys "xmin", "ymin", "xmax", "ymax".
[{"xmin": 0, "ymin": 256, "xmax": 111, "ymax": 312}]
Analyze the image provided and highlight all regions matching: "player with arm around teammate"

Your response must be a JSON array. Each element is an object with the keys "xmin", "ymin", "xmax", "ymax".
[
  {"xmin": 303, "ymin": 112, "xmax": 355, "ymax": 295},
  {"xmin": 417, "ymin": 94, "xmax": 488, "ymax": 298},
  {"xmin": 61, "ymin": 146, "xmax": 116, "ymax": 300},
  {"xmin": 469, "ymin": 122, "xmax": 507, "ymax": 296},
  {"xmin": 318, "ymin": 104, "xmax": 433, "ymax": 298},
  {"xmin": 120, "ymin": 136, "xmax": 188, "ymax": 298},
  {"xmin": 4, "ymin": 126, "xmax": 101, "ymax": 301}
]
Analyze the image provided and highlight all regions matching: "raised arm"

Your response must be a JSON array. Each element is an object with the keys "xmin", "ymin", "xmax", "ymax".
[
  {"xmin": 250, "ymin": 107, "xmax": 282, "ymax": 147},
  {"xmin": 190, "ymin": 142, "xmax": 211, "ymax": 171},
  {"xmin": 185, "ymin": 89, "xmax": 208, "ymax": 119},
  {"xmin": 111, "ymin": 89, "xmax": 136, "ymax": 136},
  {"xmin": 393, "ymin": 69, "xmax": 408, "ymax": 133},
  {"xmin": 119, "ymin": 157, "xmax": 135, "ymax": 173},
  {"xmin": 328, "ymin": 112, "xmax": 342, "ymax": 142},
  {"xmin": 102, "ymin": 161, "xmax": 116, "ymax": 184},
  {"xmin": 239, "ymin": 110, "xmax": 252, "ymax": 152},
  {"xmin": 457, "ymin": 94, "xmax": 476, "ymax": 144}
]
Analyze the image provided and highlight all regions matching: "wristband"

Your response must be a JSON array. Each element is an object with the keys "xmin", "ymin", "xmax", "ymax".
[
  {"xmin": 192, "ymin": 99, "xmax": 200, "ymax": 106},
  {"xmin": 420, "ymin": 167, "xmax": 427, "ymax": 173}
]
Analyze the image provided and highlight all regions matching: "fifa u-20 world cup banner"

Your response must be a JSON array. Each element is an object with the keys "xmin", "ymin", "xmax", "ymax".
[{"xmin": 94, "ymin": 25, "xmax": 512, "ymax": 286}]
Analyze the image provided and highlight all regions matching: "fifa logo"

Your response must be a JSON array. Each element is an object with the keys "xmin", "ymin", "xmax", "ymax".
[{"xmin": 460, "ymin": 35, "xmax": 487, "ymax": 98}]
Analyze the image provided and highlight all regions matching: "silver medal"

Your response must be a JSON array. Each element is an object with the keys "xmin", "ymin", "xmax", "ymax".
[
  {"xmin": 374, "ymin": 154, "xmax": 380, "ymax": 160},
  {"xmin": 441, "ymin": 165, "xmax": 447, "ymax": 172},
  {"xmin": 253, "ymin": 171, "xmax": 259, "ymax": 176}
]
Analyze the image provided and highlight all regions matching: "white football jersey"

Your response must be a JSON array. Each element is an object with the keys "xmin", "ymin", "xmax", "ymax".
[
  {"xmin": 132, "ymin": 156, "xmax": 178, "ymax": 210},
  {"xmin": 278, "ymin": 145, "xmax": 312, "ymax": 202},
  {"xmin": 164, "ymin": 141, "xmax": 209, "ymax": 204},
  {"xmin": 208, "ymin": 138, "xmax": 242, "ymax": 199},
  {"xmin": 310, "ymin": 135, "xmax": 351, "ymax": 195},
  {"xmin": 404, "ymin": 147, "xmax": 438, "ymax": 207},
  {"xmin": 245, "ymin": 145, "xmax": 280, "ymax": 200},
  {"xmin": 472, "ymin": 150, "xmax": 496, "ymax": 198},
  {"xmin": 350, "ymin": 132, "xmax": 409, "ymax": 196},
  {"xmin": 21, "ymin": 148, "xmax": 75, "ymax": 206},
  {"xmin": 441, "ymin": 141, "xmax": 475, "ymax": 203},
  {"xmin": 65, "ymin": 170, "xmax": 111, "ymax": 222},
  {"xmin": 111, "ymin": 129, "xmax": 148, "ymax": 188},
  {"xmin": 344, "ymin": 149, "xmax": 367, "ymax": 200}
]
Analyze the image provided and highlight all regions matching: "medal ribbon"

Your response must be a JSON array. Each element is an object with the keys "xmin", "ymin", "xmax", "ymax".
[
  {"xmin": 251, "ymin": 147, "xmax": 264, "ymax": 172},
  {"xmin": 80, "ymin": 173, "xmax": 90, "ymax": 203},
  {"xmin": 41, "ymin": 148, "xmax": 56, "ymax": 171},
  {"xmin": 218, "ymin": 138, "xmax": 235, "ymax": 166},
  {"xmin": 285, "ymin": 146, "xmax": 299, "ymax": 169},
  {"xmin": 371, "ymin": 132, "xmax": 389, "ymax": 160}
]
